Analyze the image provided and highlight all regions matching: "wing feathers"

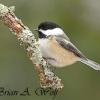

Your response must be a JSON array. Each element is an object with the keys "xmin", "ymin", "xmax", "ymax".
[{"xmin": 56, "ymin": 37, "xmax": 87, "ymax": 60}]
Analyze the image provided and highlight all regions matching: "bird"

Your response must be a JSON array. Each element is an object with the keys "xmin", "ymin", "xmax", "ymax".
[{"xmin": 34, "ymin": 21, "xmax": 100, "ymax": 70}]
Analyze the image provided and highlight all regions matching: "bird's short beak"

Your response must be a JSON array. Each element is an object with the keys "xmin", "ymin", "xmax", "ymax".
[{"xmin": 34, "ymin": 29, "xmax": 38, "ymax": 32}]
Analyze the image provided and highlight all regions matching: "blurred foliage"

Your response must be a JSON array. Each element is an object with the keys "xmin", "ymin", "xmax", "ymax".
[{"xmin": 0, "ymin": 0, "xmax": 100, "ymax": 100}]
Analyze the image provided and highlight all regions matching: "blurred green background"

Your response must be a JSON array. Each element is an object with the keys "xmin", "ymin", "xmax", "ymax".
[{"xmin": 0, "ymin": 0, "xmax": 100, "ymax": 100}]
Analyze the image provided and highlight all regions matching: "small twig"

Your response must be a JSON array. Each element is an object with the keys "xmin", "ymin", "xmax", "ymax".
[{"xmin": 0, "ymin": 4, "xmax": 63, "ymax": 90}]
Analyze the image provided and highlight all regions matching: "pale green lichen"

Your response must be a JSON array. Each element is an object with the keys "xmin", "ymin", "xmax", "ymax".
[
  {"xmin": 8, "ymin": 6, "xmax": 15, "ymax": 12},
  {"xmin": 42, "ymin": 67, "xmax": 64, "ymax": 89},
  {"xmin": 0, "ymin": 4, "xmax": 9, "ymax": 16}
]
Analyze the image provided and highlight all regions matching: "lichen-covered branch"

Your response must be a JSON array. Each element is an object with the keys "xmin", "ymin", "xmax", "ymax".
[{"xmin": 0, "ymin": 4, "xmax": 63, "ymax": 90}]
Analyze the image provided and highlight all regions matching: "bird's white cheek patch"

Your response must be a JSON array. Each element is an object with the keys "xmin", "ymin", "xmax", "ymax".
[{"xmin": 39, "ymin": 28, "xmax": 64, "ymax": 36}]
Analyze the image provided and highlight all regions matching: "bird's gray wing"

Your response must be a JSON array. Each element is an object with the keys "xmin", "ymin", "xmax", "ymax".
[
  {"xmin": 56, "ymin": 37, "xmax": 87, "ymax": 60},
  {"xmin": 56, "ymin": 36, "xmax": 100, "ymax": 70}
]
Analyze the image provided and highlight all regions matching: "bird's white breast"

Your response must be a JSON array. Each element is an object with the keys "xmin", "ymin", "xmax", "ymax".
[
  {"xmin": 38, "ymin": 38, "xmax": 79, "ymax": 67},
  {"xmin": 39, "ymin": 39, "xmax": 51, "ymax": 58}
]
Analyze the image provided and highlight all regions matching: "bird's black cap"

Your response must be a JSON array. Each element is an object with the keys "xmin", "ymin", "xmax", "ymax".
[{"xmin": 38, "ymin": 21, "xmax": 60, "ymax": 30}]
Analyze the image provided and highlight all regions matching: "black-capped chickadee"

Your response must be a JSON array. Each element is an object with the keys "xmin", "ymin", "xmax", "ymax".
[{"xmin": 35, "ymin": 21, "xmax": 100, "ymax": 70}]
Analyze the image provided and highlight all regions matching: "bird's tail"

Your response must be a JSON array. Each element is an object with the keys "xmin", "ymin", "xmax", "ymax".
[{"xmin": 80, "ymin": 58, "xmax": 100, "ymax": 70}]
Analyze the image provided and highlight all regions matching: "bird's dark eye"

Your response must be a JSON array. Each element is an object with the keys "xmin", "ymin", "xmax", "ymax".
[{"xmin": 38, "ymin": 31, "xmax": 46, "ymax": 38}]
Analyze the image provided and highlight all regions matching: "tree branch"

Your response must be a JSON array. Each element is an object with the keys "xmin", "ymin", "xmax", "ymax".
[{"xmin": 0, "ymin": 4, "xmax": 63, "ymax": 90}]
